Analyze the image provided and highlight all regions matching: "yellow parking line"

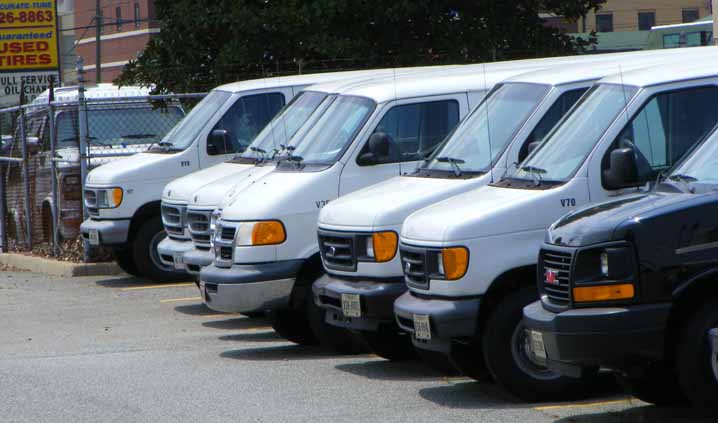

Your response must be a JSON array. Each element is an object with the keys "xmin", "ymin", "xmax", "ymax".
[
  {"xmin": 120, "ymin": 283, "xmax": 195, "ymax": 291},
  {"xmin": 160, "ymin": 296, "xmax": 202, "ymax": 304},
  {"xmin": 533, "ymin": 398, "xmax": 631, "ymax": 411}
]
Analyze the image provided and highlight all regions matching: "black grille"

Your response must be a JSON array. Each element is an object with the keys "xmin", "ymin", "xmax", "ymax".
[
  {"xmin": 318, "ymin": 231, "xmax": 356, "ymax": 271},
  {"xmin": 221, "ymin": 227, "xmax": 236, "ymax": 241},
  {"xmin": 400, "ymin": 245, "xmax": 430, "ymax": 289},
  {"xmin": 539, "ymin": 249, "xmax": 572, "ymax": 305},
  {"xmin": 220, "ymin": 246, "xmax": 233, "ymax": 261}
]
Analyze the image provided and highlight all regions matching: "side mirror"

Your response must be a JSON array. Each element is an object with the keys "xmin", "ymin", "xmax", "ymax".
[
  {"xmin": 26, "ymin": 136, "xmax": 41, "ymax": 154},
  {"xmin": 358, "ymin": 132, "xmax": 391, "ymax": 166},
  {"xmin": 603, "ymin": 147, "xmax": 639, "ymax": 190},
  {"xmin": 208, "ymin": 129, "xmax": 230, "ymax": 155}
]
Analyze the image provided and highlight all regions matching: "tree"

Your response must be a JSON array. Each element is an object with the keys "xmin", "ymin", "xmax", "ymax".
[{"xmin": 116, "ymin": 0, "xmax": 606, "ymax": 93}]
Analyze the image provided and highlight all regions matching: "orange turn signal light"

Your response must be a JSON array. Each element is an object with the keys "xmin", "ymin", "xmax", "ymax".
[
  {"xmin": 573, "ymin": 284, "xmax": 634, "ymax": 303},
  {"xmin": 251, "ymin": 221, "xmax": 286, "ymax": 246},
  {"xmin": 442, "ymin": 247, "xmax": 469, "ymax": 281},
  {"xmin": 372, "ymin": 231, "xmax": 398, "ymax": 262}
]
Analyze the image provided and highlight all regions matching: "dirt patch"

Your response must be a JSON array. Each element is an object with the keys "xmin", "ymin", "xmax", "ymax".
[{"xmin": 10, "ymin": 236, "xmax": 113, "ymax": 264}]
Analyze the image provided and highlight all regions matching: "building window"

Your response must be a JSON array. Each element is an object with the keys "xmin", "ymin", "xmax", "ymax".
[
  {"xmin": 596, "ymin": 13, "xmax": 613, "ymax": 32},
  {"xmin": 638, "ymin": 11, "xmax": 655, "ymax": 31},
  {"xmin": 683, "ymin": 9, "xmax": 699, "ymax": 23},
  {"xmin": 116, "ymin": 7, "xmax": 122, "ymax": 31},
  {"xmin": 134, "ymin": 3, "xmax": 141, "ymax": 28}
]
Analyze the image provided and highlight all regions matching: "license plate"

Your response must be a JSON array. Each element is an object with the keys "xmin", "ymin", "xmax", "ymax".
[
  {"xmin": 88, "ymin": 229, "xmax": 99, "ymax": 246},
  {"xmin": 413, "ymin": 314, "xmax": 431, "ymax": 340},
  {"xmin": 172, "ymin": 253, "xmax": 184, "ymax": 270},
  {"xmin": 341, "ymin": 293, "xmax": 361, "ymax": 318},
  {"xmin": 529, "ymin": 330, "xmax": 547, "ymax": 360}
]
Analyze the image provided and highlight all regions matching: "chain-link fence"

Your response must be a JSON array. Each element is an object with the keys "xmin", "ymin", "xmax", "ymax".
[{"xmin": 0, "ymin": 84, "xmax": 206, "ymax": 260}]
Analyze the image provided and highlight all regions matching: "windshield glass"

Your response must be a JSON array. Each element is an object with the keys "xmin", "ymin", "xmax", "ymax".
[
  {"xmin": 56, "ymin": 106, "xmax": 184, "ymax": 148},
  {"xmin": 290, "ymin": 95, "xmax": 376, "ymax": 164},
  {"xmin": 238, "ymin": 91, "xmax": 328, "ymax": 160},
  {"xmin": 512, "ymin": 83, "xmax": 639, "ymax": 182},
  {"xmin": 156, "ymin": 90, "xmax": 232, "ymax": 151},
  {"xmin": 669, "ymin": 129, "xmax": 718, "ymax": 185},
  {"xmin": 426, "ymin": 83, "xmax": 550, "ymax": 174}
]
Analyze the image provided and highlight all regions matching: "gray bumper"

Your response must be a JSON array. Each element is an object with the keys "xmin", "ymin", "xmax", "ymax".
[
  {"xmin": 199, "ymin": 260, "xmax": 304, "ymax": 313},
  {"xmin": 80, "ymin": 218, "xmax": 130, "ymax": 246},
  {"xmin": 183, "ymin": 248, "xmax": 214, "ymax": 274},
  {"xmin": 313, "ymin": 274, "xmax": 406, "ymax": 332},
  {"xmin": 157, "ymin": 237, "xmax": 195, "ymax": 269},
  {"xmin": 394, "ymin": 291, "xmax": 480, "ymax": 353}
]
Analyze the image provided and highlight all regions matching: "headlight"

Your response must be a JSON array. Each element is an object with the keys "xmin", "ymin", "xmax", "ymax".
[
  {"xmin": 439, "ymin": 247, "xmax": 469, "ymax": 280},
  {"xmin": 96, "ymin": 188, "xmax": 123, "ymax": 208},
  {"xmin": 236, "ymin": 220, "xmax": 286, "ymax": 246},
  {"xmin": 600, "ymin": 252, "xmax": 609, "ymax": 276},
  {"xmin": 361, "ymin": 231, "xmax": 398, "ymax": 263}
]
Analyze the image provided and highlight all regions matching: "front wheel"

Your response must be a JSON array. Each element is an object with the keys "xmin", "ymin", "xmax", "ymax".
[
  {"xmin": 269, "ymin": 308, "xmax": 318, "ymax": 346},
  {"xmin": 615, "ymin": 361, "xmax": 686, "ymax": 405},
  {"xmin": 360, "ymin": 326, "xmax": 416, "ymax": 361},
  {"xmin": 675, "ymin": 299, "xmax": 718, "ymax": 410},
  {"xmin": 482, "ymin": 285, "xmax": 597, "ymax": 402},
  {"xmin": 113, "ymin": 248, "xmax": 139, "ymax": 276},
  {"xmin": 306, "ymin": 287, "xmax": 368, "ymax": 355},
  {"xmin": 131, "ymin": 216, "xmax": 186, "ymax": 282}
]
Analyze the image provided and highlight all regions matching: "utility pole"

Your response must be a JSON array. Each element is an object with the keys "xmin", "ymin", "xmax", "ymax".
[{"xmin": 95, "ymin": 0, "xmax": 102, "ymax": 83}]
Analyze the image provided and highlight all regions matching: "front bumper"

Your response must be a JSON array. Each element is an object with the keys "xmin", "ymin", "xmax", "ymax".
[
  {"xmin": 523, "ymin": 301, "xmax": 671, "ymax": 376},
  {"xmin": 80, "ymin": 218, "xmax": 130, "ymax": 246},
  {"xmin": 182, "ymin": 248, "xmax": 214, "ymax": 274},
  {"xmin": 199, "ymin": 260, "xmax": 304, "ymax": 313},
  {"xmin": 394, "ymin": 291, "xmax": 480, "ymax": 353},
  {"xmin": 313, "ymin": 274, "xmax": 406, "ymax": 332},
  {"xmin": 156, "ymin": 237, "xmax": 194, "ymax": 269}
]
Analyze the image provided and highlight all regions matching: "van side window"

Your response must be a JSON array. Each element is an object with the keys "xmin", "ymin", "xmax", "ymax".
[
  {"xmin": 56, "ymin": 111, "xmax": 80, "ymax": 148},
  {"xmin": 604, "ymin": 85, "xmax": 718, "ymax": 185},
  {"xmin": 519, "ymin": 88, "xmax": 588, "ymax": 162},
  {"xmin": 358, "ymin": 100, "xmax": 459, "ymax": 165},
  {"xmin": 208, "ymin": 92, "xmax": 285, "ymax": 155}
]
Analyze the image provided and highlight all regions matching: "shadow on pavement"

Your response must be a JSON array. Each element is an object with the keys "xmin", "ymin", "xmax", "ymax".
[
  {"xmin": 202, "ymin": 317, "xmax": 271, "ymax": 330},
  {"xmin": 220, "ymin": 344, "xmax": 351, "ymax": 361},
  {"xmin": 553, "ymin": 405, "xmax": 717, "ymax": 422},
  {"xmin": 218, "ymin": 331, "xmax": 282, "ymax": 342},
  {"xmin": 334, "ymin": 359, "xmax": 446, "ymax": 381},
  {"xmin": 94, "ymin": 276, "xmax": 154, "ymax": 289},
  {"xmin": 418, "ymin": 381, "xmax": 521, "ymax": 409},
  {"xmin": 173, "ymin": 303, "xmax": 217, "ymax": 316}
]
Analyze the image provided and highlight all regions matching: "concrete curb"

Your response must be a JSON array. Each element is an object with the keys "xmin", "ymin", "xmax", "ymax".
[{"xmin": 0, "ymin": 253, "xmax": 124, "ymax": 277}]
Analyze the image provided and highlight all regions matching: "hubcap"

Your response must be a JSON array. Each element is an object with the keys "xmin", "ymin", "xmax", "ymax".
[
  {"xmin": 150, "ymin": 231, "xmax": 174, "ymax": 272},
  {"xmin": 511, "ymin": 322, "xmax": 561, "ymax": 381},
  {"xmin": 709, "ymin": 328, "xmax": 718, "ymax": 383}
]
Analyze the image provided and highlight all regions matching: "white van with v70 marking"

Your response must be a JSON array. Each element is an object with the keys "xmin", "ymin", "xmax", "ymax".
[{"xmin": 394, "ymin": 54, "xmax": 718, "ymax": 401}]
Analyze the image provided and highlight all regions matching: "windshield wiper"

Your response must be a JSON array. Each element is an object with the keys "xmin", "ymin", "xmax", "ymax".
[
  {"xmin": 667, "ymin": 174, "xmax": 698, "ymax": 193},
  {"xmin": 520, "ymin": 165, "xmax": 546, "ymax": 186},
  {"xmin": 436, "ymin": 156, "xmax": 465, "ymax": 177},
  {"xmin": 121, "ymin": 133, "xmax": 156, "ymax": 139}
]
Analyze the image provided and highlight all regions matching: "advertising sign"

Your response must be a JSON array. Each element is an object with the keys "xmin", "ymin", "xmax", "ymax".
[{"xmin": 0, "ymin": 0, "xmax": 60, "ymax": 107}]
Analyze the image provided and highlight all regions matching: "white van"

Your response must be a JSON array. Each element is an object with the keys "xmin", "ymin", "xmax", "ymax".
[
  {"xmin": 80, "ymin": 70, "xmax": 405, "ymax": 281},
  {"xmin": 160, "ymin": 67, "xmax": 466, "ymax": 276},
  {"xmin": 312, "ymin": 50, "xmax": 713, "ymax": 363},
  {"xmin": 393, "ymin": 56, "xmax": 718, "ymax": 401},
  {"xmin": 198, "ymin": 65, "xmax": 567, "ymax": 353}
]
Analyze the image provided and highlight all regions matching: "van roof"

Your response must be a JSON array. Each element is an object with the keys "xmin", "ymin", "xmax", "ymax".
[
  {"xmin": 600, "ymin": 53, "xmax": 718, "ymax": 87},
  {"xmin": 32, "ymin": 83, "xmax": 153, "ymax": 104},
  {"xmin": 507, "ymin": 47, "xmax": 718, "ymax": 86}
]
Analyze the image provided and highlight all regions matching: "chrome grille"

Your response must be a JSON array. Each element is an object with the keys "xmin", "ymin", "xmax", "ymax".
[
  {"xmin": 212, "ymin": 220, "xmax": 237, "ymax": 268},
  {"xmin": 539, "ymin": 248, "xmax": 572, "ymax": 305},
  {"xmin": 161, "ymin": 203, "xmax": 188, "ymax": 240},
  {"xmin": 318, "ymin": 230, "xmax": 356, "ymax": 271},
  {"xmin": 187, "ymin": 209, "xmax": 213, "ymax": 249},
  {"xmin": 84, "ymin": 190, "xmax": 100, "ymax": 216}
]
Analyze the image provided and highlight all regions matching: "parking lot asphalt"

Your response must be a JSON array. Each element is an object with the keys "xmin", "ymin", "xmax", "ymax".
[{"xmin": 0, "ymin": 271, "xmax": 714, "ymax": 423}]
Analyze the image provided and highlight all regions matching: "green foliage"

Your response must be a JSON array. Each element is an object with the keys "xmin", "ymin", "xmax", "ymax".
[{"xmin": 115, "ymin": 0, "xmax": 606, "ymax": 93}]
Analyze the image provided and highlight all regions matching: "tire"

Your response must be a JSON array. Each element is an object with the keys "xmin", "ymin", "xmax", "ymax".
[
  {"xmin": 449, "ymin": 338, "xmax": 492, "ymax": 380},
  {"xmin": 131, "ymin": 216, "xmax": 186, "ymax": 282},
  {"xmin": 416, "ymin": 348, "xmax": 460, "ymax": 375},
  {"xmin": 306, "ymin": 288, "xmax": 368, "ymax": 355},
  {"xmin": 675, "ymin": 299, "xmax": 718, "ymax": 410},
  {"xmin": 616, "ymin": 361, "xmax": 686, "ymax": 405},
  {"xmin": 360, "ymin": 327, "xmax": 416, "ymax": 361},
  {"xmin": 242, "ymin": 311, "xmax": 266, "ymax": 318},
  {"xmin": 113, "ymin": 248, "xmax": 139, "ymax": 276},
  {"xmin": 482, "ymin": 285, "xmax": 598, "ymax": 402},
  {"xmin": 269, "ymin": 309, "xmax": 318, "ymax": 346}
]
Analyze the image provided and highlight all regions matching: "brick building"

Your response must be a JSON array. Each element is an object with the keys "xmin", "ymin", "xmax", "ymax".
[
  {"xmin": 74, "ymin": 0, "xmax": 159, "ymax": 82},
  {"xmin": 580, "ymin": 0, "xmax": 711, "ymax": 33}
]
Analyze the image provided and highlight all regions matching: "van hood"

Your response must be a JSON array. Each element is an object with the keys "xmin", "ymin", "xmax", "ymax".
[
  {"xmin": 319, "ymin": 175, "xmax": 482, "ymax": 228},
  {"xmin": 87, "ymin": 152, "xmax": 190, "ymax": 185},
  {"xmin": 402, "ymin": 184, "xmax": 561, "ymax": 243},
  {"xmin": 163, "ymin": 162, "xmax": 252, "ymax": 203},
  {"xmin": 191, "ymin": 165, "xmax": 276, "ymax": 208}
]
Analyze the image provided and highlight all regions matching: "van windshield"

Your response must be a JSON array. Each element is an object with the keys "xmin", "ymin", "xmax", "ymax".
[
  {"xmin": 56, "ymin": 106, "xmax": 184, "ymax": 148},
  {"xmin": 236, "ymin": 91, "xmax": 328, "ymax": 161},
  {"xmin": 668, "ymin": 130, "xmax": 718, "ymax": 187},
  {"xmin": 511, "ymin": 83, "xmax": 639, "ymax": 182},
  {"xmin": 289, "ymin": 95, "xmax": 376, "ymax": 165},
  {"xmin": 150, "ymin": 90, "xmax": 232, "ymax": 152},
  {"xmin": 425, "ymin": 82, "xmax": 550, "ymax": 174}
]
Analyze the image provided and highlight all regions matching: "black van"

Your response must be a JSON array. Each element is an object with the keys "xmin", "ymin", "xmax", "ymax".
[{"xmin": 522, "ymin": 128, "xmax": 718, "ymax": 409}]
